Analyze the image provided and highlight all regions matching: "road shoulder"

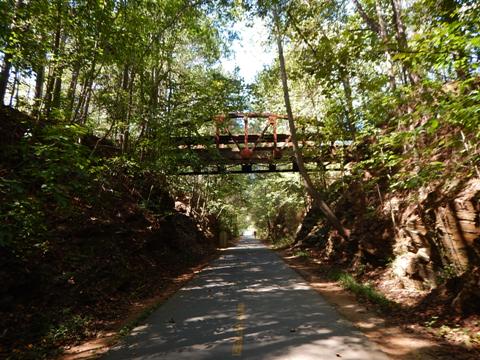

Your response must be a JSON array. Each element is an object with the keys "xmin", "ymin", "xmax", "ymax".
[
  {"xmin": 59, "ymin": 249, "xmax": 223, "ymax": 360},
  {"xmin": 272, "ymin": 244, "xmax": 477, "ymax": 360}
]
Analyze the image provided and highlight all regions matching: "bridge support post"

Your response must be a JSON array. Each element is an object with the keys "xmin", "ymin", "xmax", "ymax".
[
  {"xmin": 292, "ymin": 161, "xmax": 299, "ymax": 172},
  {"xmin": 241, "ymin": 164, "xmax": 252, "ymax": 173},
  {"xmin": 268, "ymin": 164, "xmax": 276, "ymax": 172}
]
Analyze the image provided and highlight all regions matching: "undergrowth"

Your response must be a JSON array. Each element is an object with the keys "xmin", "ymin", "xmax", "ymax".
[{"xmin": 328, "ymin": 270, "xmax": 393, "ymax": 310}]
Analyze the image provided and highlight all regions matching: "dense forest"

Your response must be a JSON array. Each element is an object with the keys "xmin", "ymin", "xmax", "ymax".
[{"xmin": 1, "ymin": 0, "xmax": 479, "ymax": 358}]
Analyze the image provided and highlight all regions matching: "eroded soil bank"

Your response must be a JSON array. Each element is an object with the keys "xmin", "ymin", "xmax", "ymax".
[
  {"xmin": 0, "ymin": 107, "xmax": 224, "ymax": 359},
  {"xmin": 285, "ymin": 174, "xmax": 480, "ymax": 358}
]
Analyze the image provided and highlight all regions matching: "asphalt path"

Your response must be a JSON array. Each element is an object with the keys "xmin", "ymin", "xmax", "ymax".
[{"xmin": 105, "ymin": 236, "xmax": 388, "ymax": 359}]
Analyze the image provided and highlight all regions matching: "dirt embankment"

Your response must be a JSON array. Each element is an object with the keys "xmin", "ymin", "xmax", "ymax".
[
  {"xmin": 290, "ymin": 110, "xmax": 480, "ymax": 354},
  {"xmin": 0, "ymin": 106, "xmax": 220, "ymax": 359},
  {"xmin": 292, "ymin": 174, "xmax": 480, "ymax": 353}
]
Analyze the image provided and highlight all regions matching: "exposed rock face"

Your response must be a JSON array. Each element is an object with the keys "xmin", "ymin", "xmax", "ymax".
[
  {"xmin": 391, "ymin": 248, "xmax": 436, "ymax": 289},
  {"xmin": 391, "ymin": 179, "xmax": 479, "ymax": 286},
  {"xmin": 295, "ymin": 178, "xmax": 480, "ymax": 312},
  {"xmin": 434, "ymin": 180, "xmax": 480, "ymax": 266}
]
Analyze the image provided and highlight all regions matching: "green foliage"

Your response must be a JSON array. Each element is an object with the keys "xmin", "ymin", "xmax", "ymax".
[
  {"xmin": 438, "ymin": 263, "xmax": 460, "ymax": 283},
  {"xmin": 1, "ymin": 0, "xmax": 246, "ymax": 166},
  {"xmin": 14, "ymin": 314, "xmax": 94, "ymax": 359},
  {"xmin": 240, "ymin": 173, "xmax": 305, "ymax": 242},
  {"xmin": 0, "ymin": 193, "xmax": 46, "ymax": 250},
  {"xmin": 0, "ymin": 122, "xmax": 95, "ymax": 257},
  {"xmin": 390, "ymin": 161, "xmax": 446, "ymax": 190},
  {"xmin": 251, "ymin": 0, "xmax": 479, "ymax": 200},
  {"xmin": 46, "ymin": 314, "xmax": 93, "ymax": 344},
  {"xmin": 330, "ymin": 271, "xmax": 393, "ymax": 310},
  {"xmin": 293, "ymin": 250, "xmax": 309, "ymax": 259}
]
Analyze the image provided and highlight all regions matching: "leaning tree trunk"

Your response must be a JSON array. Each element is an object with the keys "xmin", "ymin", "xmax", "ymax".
[{"xmin": 273, "ymin": 8, "xmax": 350, "ymax": 240}]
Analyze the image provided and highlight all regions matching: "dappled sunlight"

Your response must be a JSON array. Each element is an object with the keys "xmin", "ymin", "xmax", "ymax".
[
  {"xmin": 182, "ymin": 281, "xmax": 236, "ymax": 291},
  {"xmin": 184, "ymin": 314, "xmax": 232, "ymax": 323},
  {"xmin": 104, "ymin": 237, "xmax": 389, "ymax": 360},
  {"xmin": 243, "ymin": 266, "xmax": 263, "ymax": 272},
  {"xmin": 130, "ymin": 325, "xmax": 150, "ymax": 336},
  {"xmin": 278, "ymin": 335, "xmax": 385, "ymax": 360}
]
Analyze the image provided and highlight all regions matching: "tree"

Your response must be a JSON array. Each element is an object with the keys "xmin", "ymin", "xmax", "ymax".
[{"xmin": 272, "ymin": 4, "xmax": 350, "ymax": 240}]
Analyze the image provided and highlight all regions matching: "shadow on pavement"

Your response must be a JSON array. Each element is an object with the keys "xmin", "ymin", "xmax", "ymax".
[{"xmin": 104, "ymin": 237, "xmax": 389, "ymax": 360}]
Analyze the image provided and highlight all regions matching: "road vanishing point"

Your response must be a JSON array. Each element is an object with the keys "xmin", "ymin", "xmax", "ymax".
[{"xmin": 105, "ymin": 236, "xmax": 388, "ymax": 360}]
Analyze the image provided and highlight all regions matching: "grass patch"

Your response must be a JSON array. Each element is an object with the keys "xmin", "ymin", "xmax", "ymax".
[
  {"xmin": 271, "ymin": 236, "xmax": 295, "ymax": 250},
  {"xmin": 328, "ymin": 270, "xmax": 393, "ymax": 310},
  {"xmin": 293, "ymin": 250, "xmax": 309, "ymax": 259}
]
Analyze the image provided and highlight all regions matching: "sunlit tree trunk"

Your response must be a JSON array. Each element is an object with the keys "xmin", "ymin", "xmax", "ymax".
[
  {"xmin": 375, "ymin": 0, "xmax": 397, "ymax": 90},
  {"xmin": 9, "ymin": 69, "xmax": 18, "ymax": 106},
  {"xmin": 120, "ymin": 64, "xmax": 130, "ymax": 153},
  {"xmin": 390, "ymin": 0, "xmax": 420, "ymax": 85},
  {"xmin": 339, "ymin": 66, "xmax": 356, "ymax": 139},
  {"xmin": 44, "ymin": 3, "xmax": 63, "ymax": 117},
  {"xmin": 33, "ymin": 62, "xmax": 45, "ymax": 116},
  {"xmin": 80, "ymin": 81, "xmax": 93, "ymax": 124},
  {"xmin": 66, "ymin": 62, "xmax": 80, "ymax": 118}
]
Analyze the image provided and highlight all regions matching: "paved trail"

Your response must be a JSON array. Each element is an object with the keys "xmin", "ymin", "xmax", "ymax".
[{"xmin": 105, "ymin": 236, "xmax": 388, "ymax": 359}]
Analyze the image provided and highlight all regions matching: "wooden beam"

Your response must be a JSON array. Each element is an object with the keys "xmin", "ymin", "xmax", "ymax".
[
  {"xmin": 173, "ymin": 134, "xmax": 291, "ymax": 145},
  {"xmin": 225, "ymin": 112, "xmax": 288, "ymax": 119},
  {"xmin": 177, "ymin": 168, "xmax": 301, "ymax": 175}
]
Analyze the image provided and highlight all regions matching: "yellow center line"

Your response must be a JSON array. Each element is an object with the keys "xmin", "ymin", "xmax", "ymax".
[{"xmin": 232, "ymin": 303, "xmax": 245, "ymax": 356}]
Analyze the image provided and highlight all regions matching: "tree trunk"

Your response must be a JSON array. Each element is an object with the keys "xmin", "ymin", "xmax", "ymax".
[
  {"xmin": 0, "ymin": 53, "xmax": 12, "ymax": 105},
  {"xmin": 375, "ymin": 0, "xmax": 397, "ymax": 90},
  {"xmin": 390, "ymin": 0, "xmax": 408, "ymax": 52},
  {"xmin": 0, "ymin": 0, "xmax": 23, "ymax": 106},
  {"xmin": 66, "ymin": 62, "xmax": 80, "ymax": 117},
  {"xmin": 51, "ymin": 32, "xmax": 67, "ymax": 112},
  {"xmin": 72, "ymin": 79, "xmax": 87, "ymax": 123},
  {"xmin": 9, "ymin": 70, "xmax": 18, "ymax": 106},
  {"xmin": 124, "ymin": 67, "xmax": 136, "ymax": 153},
  {"xmin": 390, "ymin": 0, "xmax": 420, "ymax": 85},
  {"xmin": 273, "ymin": 8, "xmax": 350, "ymax": 240},
  {"xmin": 33, "ymin": 63, "xmax": 45, "ymax": 115},
  {"xmin": 339, "ymin": 67, "xmax": 356, "ymax": 139},
  {"xmin": 52, "ymin": 71, "xmax": 63, "ymax": 110},
  {"xmin": 44, "ymin": 31, "xmax": 61, "ymax": 116},
  {"xmin": 352, "ymin": 0, "xmax": 381, "ymax": 33},
  {"xmin": 44, "ymin": 0, "xmax": 64, "ymax": 117},
  {"xmin": 120, "ymin": 64, "xmax": 129, "ymax": 153},
  {"xmin": 81, "ymin": 81, "xmax": 92, "ymax": 124},
  {"xmin": 352, "ymin": 0, "xmax": 397, "ymax": 90},
  {"xmin": 73, "ymin": 59, "xmax": 97, "ymax": 123}
]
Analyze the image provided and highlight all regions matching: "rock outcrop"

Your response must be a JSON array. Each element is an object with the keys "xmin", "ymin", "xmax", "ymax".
[
  {"xmin": 390, "ymin": 179, "xmax": 479, "ymax": 289},
  {"xmin": 295, "ymin": 177, "xmax": 480, "ymax": 312}
]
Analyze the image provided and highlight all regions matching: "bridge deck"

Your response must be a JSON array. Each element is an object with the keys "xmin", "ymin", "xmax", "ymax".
[{"xmin": 171, "ymin": 111, "xmax": 351, "ymax": 174}]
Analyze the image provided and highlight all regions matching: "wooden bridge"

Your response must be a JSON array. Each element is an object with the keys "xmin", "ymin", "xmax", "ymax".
[{"xmin": 173, "ymin": 112, "xmax": 348, "ymax": 175}]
